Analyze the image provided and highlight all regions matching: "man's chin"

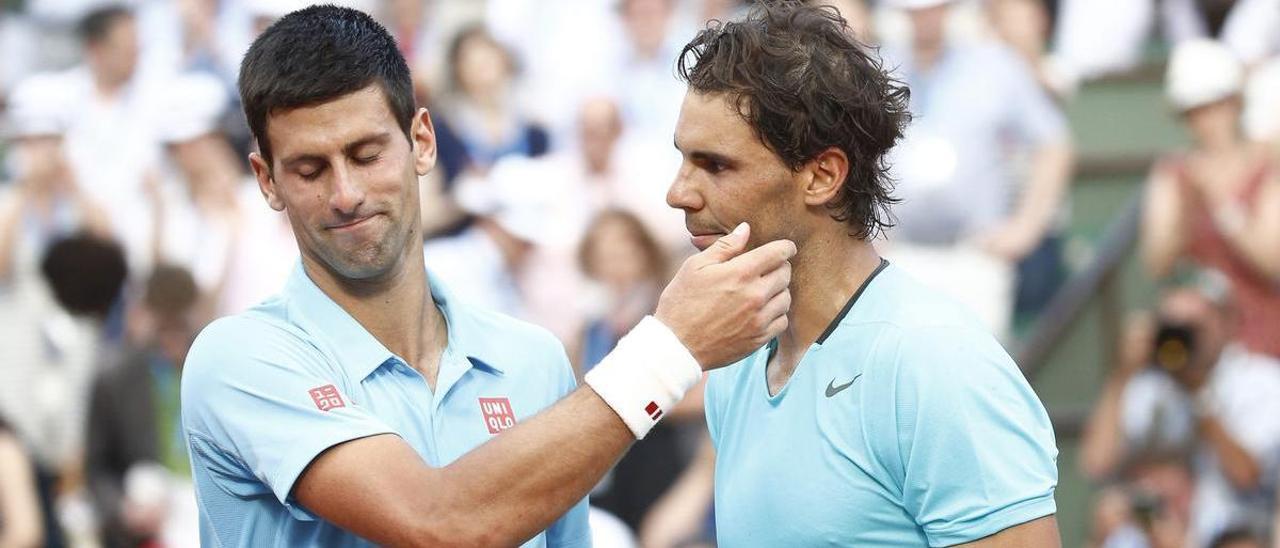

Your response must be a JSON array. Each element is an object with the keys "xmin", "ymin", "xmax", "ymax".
[
  {"xmin": 690, "ymin": 233, "xmax": 724, "ymax": 251},
  {"xmin": 317, "ymin": 246, "xmax": 400, "ymax": 284}
]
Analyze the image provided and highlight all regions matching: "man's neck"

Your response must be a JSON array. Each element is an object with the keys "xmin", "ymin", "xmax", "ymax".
[
  {"xmin": 302, "ymin": 250, "xmax": 449, "ymax": 386},
  {"xmin": 771, "ymin": 232, "xmax": 882, "ymax": 380}
]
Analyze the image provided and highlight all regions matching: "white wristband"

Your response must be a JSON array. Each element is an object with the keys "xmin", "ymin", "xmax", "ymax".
[{"xmin": 585, "ymin": 316, "xmax": 702, "ymax": 439}]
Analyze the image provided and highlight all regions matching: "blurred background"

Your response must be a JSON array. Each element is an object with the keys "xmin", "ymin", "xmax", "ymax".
[{"xmin": 0, "ymin": 0, "xmax": 1278, "ymax": 546}]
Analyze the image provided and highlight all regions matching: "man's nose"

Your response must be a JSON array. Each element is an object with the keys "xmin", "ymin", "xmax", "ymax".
[
  {"xmin": 666, "ymin": 164, "xmax": 702, "ymax": 211},
  {"xmin": 329, "ymin": 163, "xmax": 366, "ymax": 214}
]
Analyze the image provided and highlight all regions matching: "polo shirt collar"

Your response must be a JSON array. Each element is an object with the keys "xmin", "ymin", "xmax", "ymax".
[
  {"xmin": 427, "ymin": 270, "xmax": 505, "ymax": 376},
  {"xmin": 285, "ymin": 264, "xmax": 396, "ymax": 380},
  {"xmin": 283, "ymin": 263, "xmax": 506, "ymax": 381}
]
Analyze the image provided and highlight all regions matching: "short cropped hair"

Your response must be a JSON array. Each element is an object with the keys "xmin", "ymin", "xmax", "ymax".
[
  {"xmin": 677, "ymin": 1, "xmax": 910, "ymax": 239},
  {"xmin": 79, "ymin": 4, "xmax": 133, "ymax": 46},
  {"xmin": 238, "ymin": 5, "xmax": 414, "ymax": 167}
]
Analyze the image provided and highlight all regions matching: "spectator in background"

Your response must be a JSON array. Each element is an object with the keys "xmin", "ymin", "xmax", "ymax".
[
  {"xmin": 379, "ymin": 0, "xmax": 445, "ymax": 105},
  {"xmin": 982, "ymin": 0, "xmax": 1076, "ymax": 323},
  {"xmin": 87, "ymin": 265, "xmax": 202, "ymax": 548},
  {"xmin": 1052, "ymin": 0, "xmax": 1280, "ymax": 86},
  {"xmin": 32, "ymin": 233, "xmax": 128, "ymax": 548},
  {"xmin": 1, "ymin": 73, "xmax": 112, "ymax": 285},
  {"xmin": 132, "ymin": 0, "xmax": 238, "ymax": 86},
  {"xmin": 59, "ymin": 4, "xmax": 166, "ymax": 273},
  {"xmin": 1142, "ymin": 39, "xmax": 1280, "ymax": 360},
  {"xmin": 638, "ymin": 435, "xmax": 715, "ymax": 548},
  {"xmin": 1081, "ymin": 285, "xmax": 1280, "ymax": 546},
  {"xmin": 0, "ymin": 418, "xmax": 44, "ymax": 548},
  {"xmin": 152, "ymin": 72, "xmax": 243, "ymax": 316},
  {"xmin": 484, "ymin": 0, "xmax": 619, "ymax": 145},
  {"xmin": 472, "ymin": 97, "xmax": 688, "ymax": 342},
  {"xmin": 577, "ymin": 209, "xmax": 705, "ymax": 538},
  {"xmin": 985, "ymin": 0, "xmax": 1071, "ymax": 98},
  {"xmin": 577, "ymin": 209, "xmax": 670, "ymax": 374},
  {"xmin": 423, "ymin": 168, "xmax": 545, "ymax": 319},
  {"xmin": 1083, "ymin": 314, "xmax": 1198, "ymax": 548},
  {"xmin": 606, "ymin": 0, "xmax": 691, "ymax": 144},
  {"xmin": 432, "ymin": 25, "xmax": 549, "ymax": 189},
  {"xmin": 881, "ymin": 0, "xmax": 1074, "ymax": 337},
  {"xmin": 0, "ymin": 74, "xmax": 119, "ymax": 547}
]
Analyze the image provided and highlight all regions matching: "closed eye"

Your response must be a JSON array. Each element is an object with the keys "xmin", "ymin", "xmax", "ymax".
[{"xmin": 298, "ymin": 166, "xmax": 324, "ymax": 181}]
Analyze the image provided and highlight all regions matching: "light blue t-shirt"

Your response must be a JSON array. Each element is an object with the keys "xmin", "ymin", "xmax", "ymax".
[
  {"xmin": 705, "ymin": 260, "xmax": 1058, "ymax": 546},
  {"xmin": 181, "ymin": 264, "xmax": 590, "ymax": 547}
]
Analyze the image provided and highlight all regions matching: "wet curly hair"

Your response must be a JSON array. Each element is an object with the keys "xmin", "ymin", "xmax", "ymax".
[{"xmin": 676, "ymin": 1, "xmax": 911, "ymax": 239}]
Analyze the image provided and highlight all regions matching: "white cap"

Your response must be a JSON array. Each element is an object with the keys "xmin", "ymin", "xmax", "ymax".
[
  {"xmin": 885, "ymin": 0, "xmax": 953, "ymax": 10},
  {"xmin": 5, "ymin": 72, "xmax": 74, "ymax": 139},
  {"xmin": 157, "ymin": 72, "xmax": 228, "ymax": 144},
  {"xmin": 1165, "ymin": 39, "xmax": 1243, "ymax": 112},
  {"xmin": 454, "ymin": 157, "xmax": 550, "ymax": 244}
]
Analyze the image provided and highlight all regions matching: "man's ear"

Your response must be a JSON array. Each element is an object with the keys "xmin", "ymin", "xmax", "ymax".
[
  {"xmin": 802, "ymin": 147, "xmax": 850, "ymax": 207},
  {"xmin": 249, "ymin": 152, "xmax": 285, "ymax": 211},
  {"xmin": 411, "ymin": 108, "xmax": 437, "ymax": 177}
]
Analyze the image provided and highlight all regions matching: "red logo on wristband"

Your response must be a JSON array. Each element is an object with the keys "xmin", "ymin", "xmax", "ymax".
[
  {"xmin": 480, "ymin": 397, "xmax": 516, "ymax": 434},
  {"xmin": 309, "ymin": 384, "xmax": 345, "ymax": 412},
  {"xmin": 645, "ymin": 401, "xmax": 663, "ymax": 421}
]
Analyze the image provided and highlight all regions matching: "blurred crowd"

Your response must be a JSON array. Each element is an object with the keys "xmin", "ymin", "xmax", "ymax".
[{"xmin": 0, "ymin": 0, "xmax": 1277, "ymax": 546}]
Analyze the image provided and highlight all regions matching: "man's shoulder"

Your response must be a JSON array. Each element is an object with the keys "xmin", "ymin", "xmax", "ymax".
[
  {"xmin": 844, "ymin": 264, "xmax": 988, "ymax": 333},
  {"xmin": 185, "ymin": 303, "xmax": 315, "ymax": 379},
  {"xmin": 453, "ymin": 299, "xmax": 563, "ymax": 351},
  {"xmin": 837, "ymin": 265, "xmax": 1015, "ymax": 372}
]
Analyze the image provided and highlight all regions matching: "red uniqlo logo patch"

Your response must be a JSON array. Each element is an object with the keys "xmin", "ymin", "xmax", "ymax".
[
  {"xmin": 645, "ymin": 401, "xmax": 663, "ymax": 421},
  {"xmin": 479, "ymin": 397, "xmax": 516, "ymax": 434},
  {"xmin": 309, "ymin": 384, "xmax": 345, "ymax": 412}
]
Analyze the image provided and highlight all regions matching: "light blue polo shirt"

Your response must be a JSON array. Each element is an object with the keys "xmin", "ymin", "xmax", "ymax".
[
  {"xmin": 705, "ymin": 260, "xmax": 1058, "ymax": 546},
  {"xmin": 180, "ymin": 264, "xmax": 590, "ymax": 547}
]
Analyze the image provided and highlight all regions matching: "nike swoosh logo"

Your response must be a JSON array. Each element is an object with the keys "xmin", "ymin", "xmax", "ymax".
[{"xmin": 825, "ymin": 374, "xmax": 862, "ymax": 398}]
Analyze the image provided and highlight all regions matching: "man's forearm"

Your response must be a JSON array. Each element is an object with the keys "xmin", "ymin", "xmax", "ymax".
[
  {"xmin": 1198, "ymin": 415, "xmax": 1262, "ymax": 491},
  {"xmin": 1011, "ymin": 142, "xmax": 1073, "ymax": 241},
  {"xmin": 433, "ymin": 387, "xmax": 633, "ymax": 545},
  {"xmin": 1215, "ymin": 180, "xmax": 1280, "ymax": 280},
  {"xmin": 1140, "ymin": 172, "xmax": 1186, "ymax": 279},
  {"xmin": 298, "ymin": 386, "xmax": 635, "ymax": 547},
  {"xmin": 1079, "ymin": 377, "xmax": 1128, "ymax": 480}
]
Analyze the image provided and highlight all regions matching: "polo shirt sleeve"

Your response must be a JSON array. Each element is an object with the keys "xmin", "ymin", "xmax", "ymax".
[
  {"xmin": 888, "ymin": 326, "xmax": 1058, "ymax": 546},
  {"xmin": 181, "ymin": 316, "xmax": 396, "ymax": 519},
  {"xmin": 545, "ymin": 344, "xmax": 592, "ymax": 547}
]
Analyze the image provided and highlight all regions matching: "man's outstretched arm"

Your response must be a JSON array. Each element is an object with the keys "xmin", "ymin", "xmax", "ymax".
[{"xmin": 293, "ymin": 224, "xmax": 794, "ymax": 546}]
